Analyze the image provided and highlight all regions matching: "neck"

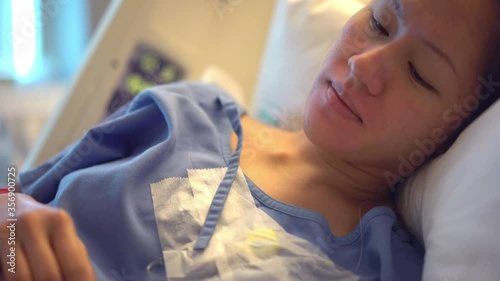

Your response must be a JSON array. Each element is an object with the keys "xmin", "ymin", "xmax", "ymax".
[
  {"xmin": 293, "ymin": 132, "xmax": 394, "ymax": 203},
  {"xmin": 234, "ymin": 117, "xmax": 397, "ymax": 236}
]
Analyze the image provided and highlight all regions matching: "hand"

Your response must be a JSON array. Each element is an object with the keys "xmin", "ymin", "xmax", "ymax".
[{"xmin": 0, "ymin": 193, "xmax": 96, "ymax": 281}]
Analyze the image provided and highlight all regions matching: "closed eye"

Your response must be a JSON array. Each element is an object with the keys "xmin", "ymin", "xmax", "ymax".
[
  {"xmin": 408, "ymin": 62, "xmax": 437, "ymax": 93},
  {"xmin": 369, "ymin": 12, "xmax": 389, "ymax": 37}
]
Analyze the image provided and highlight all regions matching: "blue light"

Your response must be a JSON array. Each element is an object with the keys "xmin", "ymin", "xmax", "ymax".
[
  {"xmin": 11, "ymin": 0, "xmax": 43, "ymax": 83},
  {"xmin": 51, "ymin": 0, "xmax": 89, "ymax": 81},
  {"xmin": 0, "ymin": 0, "xmax": 13, "ymax": 79},
  {"xmin": 1, "ymin": 0, "xmax": 90, "ymax": 83}
]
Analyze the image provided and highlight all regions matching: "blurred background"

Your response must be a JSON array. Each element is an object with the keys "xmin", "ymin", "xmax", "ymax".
[
  {"xmin": 0, "ymin": 0, "xmax": 277, "ymax": 187},
  {"xmin": 0, "ymin": 0, "xmax": 112, "ymax": 185}
]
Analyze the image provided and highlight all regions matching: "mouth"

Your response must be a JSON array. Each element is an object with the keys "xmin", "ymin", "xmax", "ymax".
[{"xmin": 327, "ymin": 82, "xmax": 363, "ymax": 124}]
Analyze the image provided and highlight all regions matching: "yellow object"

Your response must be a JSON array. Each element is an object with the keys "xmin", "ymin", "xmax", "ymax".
[{"xmin": 245, "ymin": 228, "xmax": 279, "ymax": 258}]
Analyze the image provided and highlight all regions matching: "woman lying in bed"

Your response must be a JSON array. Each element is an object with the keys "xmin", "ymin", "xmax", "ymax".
[{"xmin": 1, "ymin": 0, "xmax": 499, "ymax": 280}]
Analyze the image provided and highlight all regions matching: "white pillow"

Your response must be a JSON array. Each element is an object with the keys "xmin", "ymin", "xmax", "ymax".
[
  {"xmin": 250, "ymin": 0, "xmax": 500, "ymax": 279},
  {"xmin": 251, "ymin": 0, "xmax": 365, "ymax": 130},
  {"xmin": 398, "ymin": 97, "xmax": 500, "ymax": 280}
]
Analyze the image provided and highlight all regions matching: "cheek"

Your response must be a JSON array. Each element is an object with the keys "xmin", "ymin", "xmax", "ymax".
[
  {"xmin": 336, "ymin": 9, "xmax": 373, "ymax": 58},
  {"xmin": 384, "ymin": 102, "xmax": 450, "ymax": 159},
  {"xmin": 384, "ymin": 100, "xmax": 432, "ymax": 137},
  {"xmin": 320, "ymin": 9, "xmax": 371, "ymax": 73}
]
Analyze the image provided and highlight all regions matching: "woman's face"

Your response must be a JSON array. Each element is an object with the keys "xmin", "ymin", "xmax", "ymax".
[{"xmin": 304, "ymin": 0, "xmax": 496, "ymax": 175}]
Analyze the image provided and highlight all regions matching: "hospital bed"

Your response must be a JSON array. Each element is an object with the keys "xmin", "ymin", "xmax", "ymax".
[{"xmin": 22, "ymin": 0, "xmax": 500, "ymax": 280}]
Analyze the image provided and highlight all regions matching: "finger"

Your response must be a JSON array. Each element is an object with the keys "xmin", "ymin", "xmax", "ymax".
[
  {"xmin": 50, "ymin": 211, "xmax": 96, "ymax": 281},
  {"xmin": 18, "ymin": 212, "xmax": 63, "ymax": 281},
  {"xmin": 3, "ymin": 243, "xmax": 33, "ymax": 281}
]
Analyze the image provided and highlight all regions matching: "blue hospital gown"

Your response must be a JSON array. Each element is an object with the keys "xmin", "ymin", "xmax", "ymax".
[{"xmin": 20, "ymin": 82, "xmax": 423, "ymax": 280}]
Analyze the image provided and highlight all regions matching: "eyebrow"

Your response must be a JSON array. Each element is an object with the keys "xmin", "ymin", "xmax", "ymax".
[{"xmin": 391, "ymin": 0, "xmax": 458, "ymax": 77}]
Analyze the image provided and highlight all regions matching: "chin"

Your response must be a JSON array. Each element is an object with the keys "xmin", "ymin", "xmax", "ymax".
[{"xmin": 304, "ymin": 112, "xmax": 364, "ymax": 157}]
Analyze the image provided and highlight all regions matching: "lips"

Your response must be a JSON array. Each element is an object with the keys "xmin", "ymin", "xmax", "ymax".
[{"xmin": 327, "ymin": 82, "xmax": 363, "ymax": 123}]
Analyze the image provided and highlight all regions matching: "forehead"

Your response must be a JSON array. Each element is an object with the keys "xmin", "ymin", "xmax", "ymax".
[
  {"xmin": 396, "ymin": 0, "xmax": 495, "ymax": 79},
  {"xmin": 403, "ymin": 0, "xmax": 489, "ymax": 33}
]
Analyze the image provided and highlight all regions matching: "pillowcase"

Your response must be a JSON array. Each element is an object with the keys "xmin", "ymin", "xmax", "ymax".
[
  {"xmin": 251, "ymin": 0, "xmax": 365, "ymax": 130},
  {"xmin": 397, "ymin": 97, "xmax": 500, "ymax": 280},
  {"xmin": 250, "ymin": 0, "xmax": 500, "ymax": 279}
]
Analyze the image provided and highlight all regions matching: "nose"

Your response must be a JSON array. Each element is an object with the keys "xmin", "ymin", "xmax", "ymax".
[{"xmin": 345, "ymin": 46, "xmax": 388, "ymax": 96}]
